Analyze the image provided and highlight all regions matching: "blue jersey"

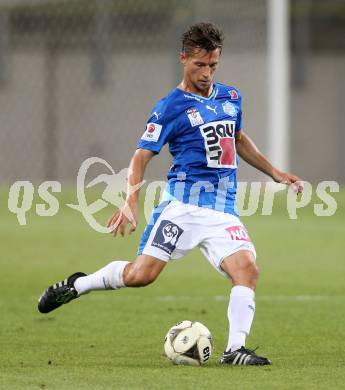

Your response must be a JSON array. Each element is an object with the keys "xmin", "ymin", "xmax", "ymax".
[{"xmin": 137, "ymin": 82, "xmax": 242, "ymax": 216}]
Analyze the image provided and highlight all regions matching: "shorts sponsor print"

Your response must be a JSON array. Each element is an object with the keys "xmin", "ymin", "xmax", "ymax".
[
  {"xmin": 226, "ymin": 225, "xmax": 251, "ymax": 242},
  {"xmin": 138, "ymin": 201, "xmax": 256, "ymax": 276},
  {"xmin": 151, "ymin": 220, "xmax": 184, "ymax": 255}
]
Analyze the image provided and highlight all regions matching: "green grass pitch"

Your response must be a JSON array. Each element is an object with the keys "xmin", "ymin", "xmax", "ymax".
[{"xmin": 0, "ymin": 188, "xmax": 344, "ymax": 389}]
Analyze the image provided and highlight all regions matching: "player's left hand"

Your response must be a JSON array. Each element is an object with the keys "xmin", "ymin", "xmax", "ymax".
[{"xmin": 272, "ymin": 170, "xmax": 304, "ymax": 194}]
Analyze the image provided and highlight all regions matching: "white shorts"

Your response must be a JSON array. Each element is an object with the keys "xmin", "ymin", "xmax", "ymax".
[{"xmin": 138, "ymin": 201, "xmax": 256, "ymax": 277}]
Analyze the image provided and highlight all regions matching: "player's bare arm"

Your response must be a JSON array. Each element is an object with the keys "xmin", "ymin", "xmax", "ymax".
[
  {"xmin": 236, "ymin": 130, "xmax": 304, "ymax": 193},
  {"xmin": 107, "ymin": 148, "xmax": 155, "ymax": 237}
]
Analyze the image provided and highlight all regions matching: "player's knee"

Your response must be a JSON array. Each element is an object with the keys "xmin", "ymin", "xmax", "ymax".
[
  {"xmin": 249, "ymin": 261, "xmax": 259, "ymax": 281},
  {"xmin": 124, "ymin": 265, "xmax": 158, "ymax": 287},
  {"xmin": 230, "ymin": 257, "xmax": 259, "ymax": 289},
  {"xmin": 242, "ymin": 261, "xmax": 259, "ymax": 290},
  {"xmin": 131, "ymin": 273, "xmax": 156, "ymax": 287}
]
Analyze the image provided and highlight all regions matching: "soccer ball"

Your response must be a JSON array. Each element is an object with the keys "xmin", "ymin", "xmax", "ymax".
[{"xmin": 164, "ymin": 320, "xmax": 213, "ymax": 366}]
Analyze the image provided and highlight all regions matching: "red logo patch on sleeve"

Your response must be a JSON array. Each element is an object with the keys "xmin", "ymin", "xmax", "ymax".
[{"xmin": 148, "ymin": 124, "xmax": 155, "ymax": 133}]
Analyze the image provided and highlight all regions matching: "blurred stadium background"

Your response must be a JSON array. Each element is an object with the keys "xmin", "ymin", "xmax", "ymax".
[
  {"xmin": 0, "ymin": 0, "xmax": 344, "ymax": 185},
  {"xmin": 1, "ymin": 2, "xmax": 344, "ymax": 389}
]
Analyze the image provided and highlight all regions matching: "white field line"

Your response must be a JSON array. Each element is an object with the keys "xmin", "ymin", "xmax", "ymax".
[
  {"xmin": 156, "ymin": 295, "xmax": 339, "ymax": 302},
  {"xmin": 84, "ymin": 294, "xmax": 344, "ymax": 303}
]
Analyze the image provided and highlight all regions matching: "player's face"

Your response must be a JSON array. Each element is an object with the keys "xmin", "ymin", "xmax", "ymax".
[{"xmin": 180, "ymin": 48, "xmax": 220, "ymax": 94}]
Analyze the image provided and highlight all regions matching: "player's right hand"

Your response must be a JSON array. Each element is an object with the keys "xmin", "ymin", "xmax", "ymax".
[{"xmin": 107, "ymin": 201, "xmax": 138, "ymax": 238}]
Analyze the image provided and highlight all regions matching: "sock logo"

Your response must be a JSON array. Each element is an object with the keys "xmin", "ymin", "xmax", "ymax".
[
  {"xmin": 248, "ymin": 304, "xmax": 255, "ymax": 312},
  {"xmin": 151, "ymin": 220, "xmax": 184, "ymax": 255}
]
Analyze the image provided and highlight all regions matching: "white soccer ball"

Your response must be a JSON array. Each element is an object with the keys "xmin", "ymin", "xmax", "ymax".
[{"xmin": 164, "ymin": 320, "xmax": 213, "ymax": 366}]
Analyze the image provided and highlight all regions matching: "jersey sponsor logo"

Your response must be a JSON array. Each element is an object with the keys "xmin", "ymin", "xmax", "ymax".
[
  {"xmin": 222, "ymin": 101, "xmax": 237, "ymax": 117},
  {"xmin": 199, "ymin": 120, "xmax": 237, "ymax": 168},
  {"xmin": 228, "ymin": 89, "xmax": 239, "ymax": 100},
  {"xmin": 226, "ymin": 225, "xmax": 251, "ymax": 242},
  {"xmin": 141, "ymin": 122, "xmax": 162, "ymax": 142},
  {"xmin": 151, "ymin": 220, "xmax": 184, "ymax": 255},
  {"xmin": 186, "ymin": 107, "xmax": 204, "ymax": 127}
]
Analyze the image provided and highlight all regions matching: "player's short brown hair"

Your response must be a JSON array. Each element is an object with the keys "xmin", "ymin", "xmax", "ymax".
[{"xmin": 181, "ymin": 22, "xmax": 224, "ymax": 56}]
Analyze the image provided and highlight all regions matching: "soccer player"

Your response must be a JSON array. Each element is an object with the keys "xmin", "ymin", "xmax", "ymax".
[{"xmin": 38, "ymin": 22, "xmax": 303, "ymax": 365}]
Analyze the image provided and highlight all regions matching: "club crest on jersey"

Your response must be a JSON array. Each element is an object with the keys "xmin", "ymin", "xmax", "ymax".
[
  {"xmin": 228, "ymin": 89, "xmax": 239, "ymax": 100},
  {"xmin": 200, "ymin": 120, "xmax": 237, "ymax": 168},
  {"xmin": 222, "ymin": 101, "xmax": 237, "ymax": 117},
  {"xmin": 141, "ymin": 122, "xmax": 162, "ymax": 142},
  {"xmin": 186, "ymin": 107, "xmax": 204, "ymax": 127}
]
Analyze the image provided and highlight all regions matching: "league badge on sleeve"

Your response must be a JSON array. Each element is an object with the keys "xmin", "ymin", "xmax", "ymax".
[
  {"xmin": 141, "ymin": 122, "xmax": 163, "ymax": 142},
  {"xmin": 228, "ymin": 89, "xmax": 239, "ymax": 100},
  {"xmin": 186, "ymin": 107, "xmax": 204, "ymax": 127}
]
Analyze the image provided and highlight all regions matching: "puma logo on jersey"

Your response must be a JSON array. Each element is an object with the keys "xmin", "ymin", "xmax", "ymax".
[
  {"xmin": 153, "ymin": 112, "xmax": 161, "ymax": 120},
  {"xmin": 199, "ymin": 120, "xmax": 237, "ymax": 168},
  {"xmin": 206, "ymin": 105, "xmax": 217, "ymax": 115}
]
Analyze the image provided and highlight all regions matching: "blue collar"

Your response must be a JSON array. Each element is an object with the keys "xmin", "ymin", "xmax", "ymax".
[{"xmin": 178, "ymin": 84, "xmax": 216, "ymax": 101}]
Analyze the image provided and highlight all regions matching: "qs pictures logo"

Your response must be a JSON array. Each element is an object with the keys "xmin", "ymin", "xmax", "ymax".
[
  {"xmin": 6, "ymin": 157, "xmax": 340, "ymax": 230},
  {"xmin": 7, "ymin": 157, "xmax": 145, "ymax": 233},
  {"xmin": 67, "ymin": 157, "xmax": 145, "ymax": 233}
]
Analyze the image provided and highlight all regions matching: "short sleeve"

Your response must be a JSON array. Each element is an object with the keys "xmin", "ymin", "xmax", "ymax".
[
  {"xmin": 137, "ymin": 100, "xmax": 175, "ymax": 154},
  {"xmin": 235, "ymin": 90, "xmax": 242, "ymax": 132}
]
